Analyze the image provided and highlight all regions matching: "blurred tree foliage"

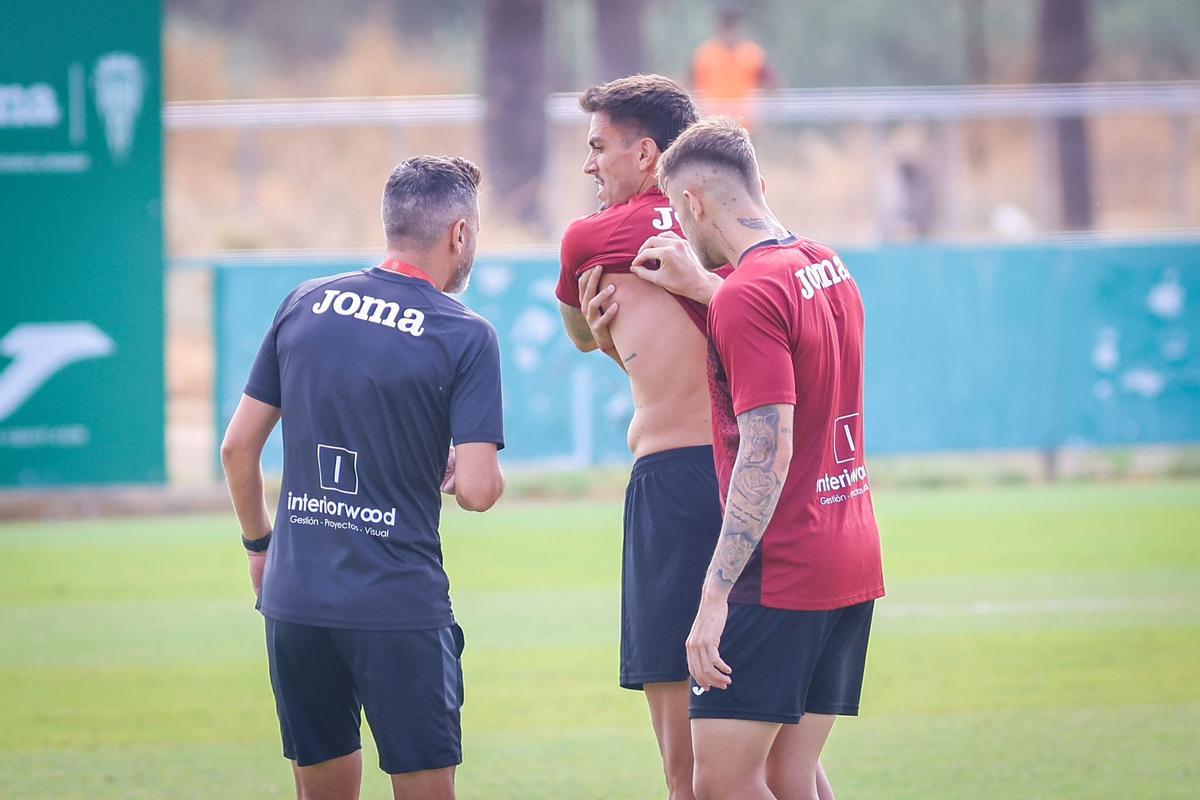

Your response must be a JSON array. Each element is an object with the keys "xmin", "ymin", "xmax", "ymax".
[
  {"xmin": 169, "ymin": 0, "xmax": 1199, "ymax": 92},
  {"xmin": 168, "ymin": 0, "xmax": 481, "ymax": 94}
]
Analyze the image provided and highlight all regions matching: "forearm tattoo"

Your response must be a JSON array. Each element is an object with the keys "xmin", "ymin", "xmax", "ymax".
[{"xmin": 707, "ymin": 405, "xmax": 789, "ymax": 589}]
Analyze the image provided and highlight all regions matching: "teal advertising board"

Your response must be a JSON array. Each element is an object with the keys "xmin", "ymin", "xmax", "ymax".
[
  {"xmin": 849, "ymin": 240, "xmax": 1199, "ymax": 453},
  {"xmin": 211, "ymin": 239, "xmax": 1200, "ymax": 470},
  {"xmin": 0, "ymin": 2, "xmax": 164, "ymax": 486}
]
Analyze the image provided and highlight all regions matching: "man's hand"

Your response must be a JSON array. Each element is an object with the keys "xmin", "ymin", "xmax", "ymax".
[
  {"xmin": 441, "ymin": 446, "xmax": 457, "ymax": 495},
  {"xmin": 632, "ymin": 232, "xmax": 722, "ymax": 305},
  {"xmin": 247, "ymin": 551, "xmax": 266, "ymax": 598},
  {"xmin": 578, "ymin": 266, "xmax": 619, "ymax": 353},
  {"xmin": 686, "ymin": 588, "xmax": 733, "ymax": 691}
]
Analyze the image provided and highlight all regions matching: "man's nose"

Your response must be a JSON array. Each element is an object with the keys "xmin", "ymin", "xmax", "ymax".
[{"xmin": 583, "ymin": 153, "xmax": 597, "ymax": 174}]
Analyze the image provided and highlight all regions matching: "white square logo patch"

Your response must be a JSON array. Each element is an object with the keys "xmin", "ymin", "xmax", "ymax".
[
  {"xmin": 833, "ymin": 413, "xmax": 859, "ymax": 465},
  {"xmin": 317, "ymin": 444, "xmax": 359, "ymax": 495}
]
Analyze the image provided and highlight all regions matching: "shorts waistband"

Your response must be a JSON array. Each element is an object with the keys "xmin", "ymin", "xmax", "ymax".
[{"xmin": 631, "ymin": 445, "xmax": 714, "ymax": 479}]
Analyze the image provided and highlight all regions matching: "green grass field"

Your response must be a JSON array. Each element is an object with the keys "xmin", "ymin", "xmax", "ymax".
[{"xmin": 1, "ymin": 479, "xmax": 1198, "ymax": 799}]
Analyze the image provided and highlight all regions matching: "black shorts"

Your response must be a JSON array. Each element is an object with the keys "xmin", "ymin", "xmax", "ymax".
[
  {"xmin": 689, "ymin": 600, "xmax": 875, "ymax": 724},
  {"xmin": 264, "ymin": 617, "xmax": 465, "ymax": 774},
  {"xmin": 621, "ymin": 445, "xmax": 723, "ymax": 690}
]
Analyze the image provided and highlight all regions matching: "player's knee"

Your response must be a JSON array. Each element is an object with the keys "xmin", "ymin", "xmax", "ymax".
[
  {"xmin": 765, "ymin": 772, "xmax": 819, "ymax": 800},
  {"xmin": 766, "ymin": 758, "xmax": 817, "ymax": 788},
  {"xmin": 663, "ymin": 758, "xmax": 696, "ymax": 800},
  {"xmin": 693, "ymin": 762, "xmax": 743, "ymax": 800}
]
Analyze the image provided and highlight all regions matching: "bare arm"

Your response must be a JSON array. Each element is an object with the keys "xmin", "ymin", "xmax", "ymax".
[
  {"xmin": 559, "ymin": 302, "xmax": 598, "ymax": 352},
  {"xmin": 561, "ymin": 267, "xmax": 627, "ymax": 371},
  {"xmin": 686, "ymin": 402, "xmax": 794, "ymax": 690},
  {"xmin": 451, "ymin": 441, "xmax": 505, "ymax": 512},
  {"xmin": 220, "ymin": 394, "xmax": 282, "ymax": 542}
]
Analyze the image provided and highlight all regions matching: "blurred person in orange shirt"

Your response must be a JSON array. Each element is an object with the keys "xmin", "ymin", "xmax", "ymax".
[{"xmin": 689, "ymin": 7, "xmax": 778, "ymax": 129}]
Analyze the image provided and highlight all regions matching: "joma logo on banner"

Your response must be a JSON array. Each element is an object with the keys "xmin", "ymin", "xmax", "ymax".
[
  {"xmin": 0, "ymin": 323, "xmax": 116, "ymax": 423},
  {"xmin": 0, "ymin": 51, "xmax": 145, "ymax": 162}
]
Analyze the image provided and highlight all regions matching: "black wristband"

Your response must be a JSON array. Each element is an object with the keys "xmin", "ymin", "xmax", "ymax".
[{"xmin": 242, "ymin": 532, "xmax": 271, "ymax": 553}]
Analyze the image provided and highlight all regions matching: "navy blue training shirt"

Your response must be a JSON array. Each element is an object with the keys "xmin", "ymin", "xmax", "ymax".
[{"xmin": 244, "ymin": 265, "xmax": 504, "ymax": 631}]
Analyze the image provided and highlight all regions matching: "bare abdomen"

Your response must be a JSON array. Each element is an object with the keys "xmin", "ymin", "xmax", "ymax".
[{"xmin": 601, "ymin": 273, "xmax": 714, "ymax": 459}]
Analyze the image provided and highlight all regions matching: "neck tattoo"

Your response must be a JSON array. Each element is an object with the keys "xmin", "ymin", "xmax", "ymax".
[{"xmin": 737, "ymin": 216, "xmax": 787, "ymax": 237}]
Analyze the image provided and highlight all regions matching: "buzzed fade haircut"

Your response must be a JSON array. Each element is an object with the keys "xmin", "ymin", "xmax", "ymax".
[
  {"xmin": 382, "ymin": 155, "xmax": 481, "ymax": 248},
  {"xmin": 579, "ymin": 74, "xmax": 699, "ymax": 153},
  {"xmin": 657, "ymin": 116, "xmax": 760, "ymax": 194}
]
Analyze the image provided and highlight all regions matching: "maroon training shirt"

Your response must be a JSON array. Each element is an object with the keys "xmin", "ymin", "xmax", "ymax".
[
  {"xmin": 556, "ymin": 187, "xmax": 719, "ymax": 336},
  {"xmin": 707, "ymin": 235, "xmax": 885, "ymax": 611}
]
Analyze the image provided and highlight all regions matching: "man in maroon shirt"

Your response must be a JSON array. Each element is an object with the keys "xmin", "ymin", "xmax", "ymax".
[
  {"xmin": 556, "ymin": 75, "xmax": 725, "ymax": 800},
  {"xmin": 631, "ymin": 118, "xmax": 885, "ymax": 800}
]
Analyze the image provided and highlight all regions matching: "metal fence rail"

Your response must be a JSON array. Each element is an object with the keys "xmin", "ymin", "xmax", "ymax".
[
  {"xmin": 164, "ymin": 81, "xmax": 1198, "ymax": 240},
  {"xmin": 164, "ymin": 81, "xmax": 1200, "ymax": 129}
]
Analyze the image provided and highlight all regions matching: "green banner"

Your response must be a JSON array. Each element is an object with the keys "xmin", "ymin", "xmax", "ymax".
[{"xmin": 0, "ymin": 1, "xmax": 164, "ymax": 486}]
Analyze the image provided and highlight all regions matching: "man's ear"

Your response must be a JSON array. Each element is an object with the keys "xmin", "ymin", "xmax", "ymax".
[
  {"xmin": 638, "ymin": 138, "xmax": 660, "ymax": 172},
  {"xmin": 683, "ymin": 188, "xmax": 703, "ymax": 222},
  {"xmin": 450, "ymin": 218, "xmax": 468, "ymax": 253},
  {"xmin": 759, "ymin": 173, "xmax": 768, "ymax": 196}
]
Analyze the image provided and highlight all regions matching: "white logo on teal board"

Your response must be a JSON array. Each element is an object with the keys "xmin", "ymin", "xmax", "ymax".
[
  {"xmin": 0, "ymin": 84, "xmax": 62, "ymax": 128},
  {"xmin": 0, "ymin": 323, "xmax": 116, "ymax": 422},
  {"xmin": 0, "ymin": 53, "xmax": 147, "ymax": 174},
  {"xmin": 92, "ymin": 52, "xmax": 145, "ymax": 163}
]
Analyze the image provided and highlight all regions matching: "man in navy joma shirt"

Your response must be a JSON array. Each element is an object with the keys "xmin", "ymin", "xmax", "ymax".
[{"xmin": 221, "ymin": 155, "xmax": 505, "ymax": 800}]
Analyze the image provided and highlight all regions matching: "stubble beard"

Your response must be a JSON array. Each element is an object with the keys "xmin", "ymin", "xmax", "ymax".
[
  {"xmin": 693, "ymin": 231, "xmax": 725, "ymax": 272},
  {"xmin": 446, "ymin": 257, "xmax": 473, "ymax": 294}
]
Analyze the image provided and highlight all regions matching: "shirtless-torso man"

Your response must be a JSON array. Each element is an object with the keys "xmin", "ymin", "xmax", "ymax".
[
  {"xmin": 559, "ymin": 187, "xmax": 717, "ymax": 457},
  {"xmin": 556, "ymin": 78, "xmax": 721, "ymax": 800}
]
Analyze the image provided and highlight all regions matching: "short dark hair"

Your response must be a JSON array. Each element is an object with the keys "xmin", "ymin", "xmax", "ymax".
[
  {"xmin": 578, "ymin": 74, "xmax": 698, "ymax": 153},
  {"xmin": 381, "ymin": 155, "xmax": 481, "ymax": 248},
  {"xmin": 657, "ymin": 116, "xmax": 759, "ymax": 194}
]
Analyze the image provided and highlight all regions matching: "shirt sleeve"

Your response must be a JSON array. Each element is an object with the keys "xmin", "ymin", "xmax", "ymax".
[
  {"xmin": 450, "ymin": 320, "xmax": 505, "ymax": 450},
  {"xmin": 243, "ymin": 294, "xmax": 292, "ymax": 408},
  {"xmin": 556, "ymin": 219, "xmax": 591, "ymax": 309},
  {"xmin": 710, "ymin": 280, "xmax": 796, "ymax": 416}
]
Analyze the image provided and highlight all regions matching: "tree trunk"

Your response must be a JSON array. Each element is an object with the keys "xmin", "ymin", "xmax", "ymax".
[
  {"xmin": 1035, "ymin": 0, "xmax": 1094, "ymax": 230},
  {"xmin": 962, "ymin": 0, "xmax": 988, "ymax": 167},
  {"xmin": 594, "ymin": 0, "xmax": 646, "ymax": 82},
  {"xmin": 484, "ymin": 0, "xmax": 547, "ymax": 226},
  {"xmin": 963, "ymin": 0, "xmax": 987, "ymax": 84}
]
